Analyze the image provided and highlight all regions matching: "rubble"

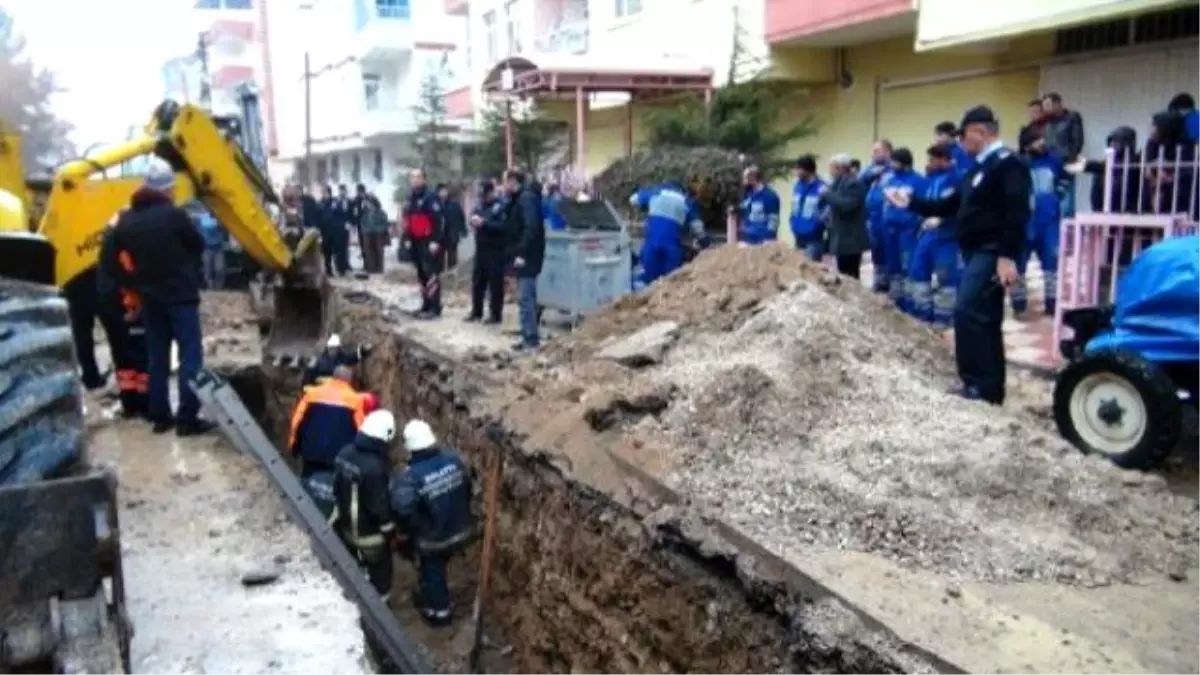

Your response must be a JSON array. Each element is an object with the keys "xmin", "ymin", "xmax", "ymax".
[
  {"xmin": 594, "ymin": 320, "xmax": 680, "ymax": 367},
  {"xmin": 516, "ymin": 244, "xmax": 1198, "ymax": 586}
]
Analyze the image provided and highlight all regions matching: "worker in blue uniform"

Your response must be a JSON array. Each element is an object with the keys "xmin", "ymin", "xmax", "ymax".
[
  {"xmin": 880, "ymin": 148, "xmax": 926, "ymax": 309},
  {"xmin": 906, "ymin": 144, "xmax": 962, "ymax": 329},
  {"xmin": 935, "ymin": 121, "xmax": 977, "ymax": 177},
  {"xmin": 289, "ymin": 365, "xmax": 368, "ymax": 517},
  {"xmin": 738, "ymin": 165, "xmax": 781, "ymax": 245},
  {"xmin": 789, "ymin": 154, "xmax": 827, "ymax": 262},
  {"xmin": 861, "ymin": 140, "xmax": 893, "ymax": 293},
  {"xmin": 630, "ymin": 181, "xmax": 708, "ymax": 285},
  {"xmin": 1014, "ymin": 125, "xmax": 1068, "ymax": 317},
  {"xmin": 390, "ymin": 419, "xmax": 472, "ymax": 626}
]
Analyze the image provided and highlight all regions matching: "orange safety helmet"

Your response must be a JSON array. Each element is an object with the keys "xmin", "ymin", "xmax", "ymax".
[{"xmin": 361, "ymin": 392, "xmax": 379, "ymax": 414}]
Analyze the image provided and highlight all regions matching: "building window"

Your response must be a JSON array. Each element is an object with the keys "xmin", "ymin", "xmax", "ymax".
[
  {"xmin": 222, "ymin": 0, "xmax": 252, "ymax": 8},
  {"xmin": 376, "ymin": 0, "xmax": 411, "ymax": 19},
  {"xmin": 483, "ymin": 11, "xmax": 498, "ymax": 63},
  {"xmin": 194, "ymin": 0, "xmax": 220, "ymax": 7},
  {"xmin": 504, "ymin": 0, "xmax": 522, "ymax": 55},
  {"xmin": 331, "ymin": 155, "xmax": 341, "ymax": 183},
  {"xmin": 1055, "ymin": 5, "xmax": 1198, "ymax": 55},
  {"xmin": 615, "ymin": 0, "xmax": 641, "ymax": 18},
  {"xmin": 372, "ymin": 149, "xmax": 384, "ymax": 182},
  {"xmin": 351, "ymin": 153, "xmax": 362, "ymax": 183},
  {"xmin": 362, "ymin": 73, "xmax": 381, "ymax": 110}
]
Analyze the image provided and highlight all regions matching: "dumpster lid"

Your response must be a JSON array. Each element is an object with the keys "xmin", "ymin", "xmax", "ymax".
[{"xmin": 557, "ymin": 199, "xmax": 624, "ymax": 231}]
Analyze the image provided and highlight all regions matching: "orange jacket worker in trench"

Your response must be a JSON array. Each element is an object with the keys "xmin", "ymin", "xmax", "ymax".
[{"xmin": 288, "ymin": 365, "xmax": 368, "ymax": 516}]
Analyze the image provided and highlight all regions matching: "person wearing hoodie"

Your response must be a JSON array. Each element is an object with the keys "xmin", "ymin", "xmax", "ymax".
[
  {"xmin": 1014, "ymin": 126, "xmax": 1070, "ymax": 317},
  {"xmin": 789, "ymin": 154, "xmax": 827, "ymax": 262},
  {"xmin": 389, "ymin": 419, "xmax": 472, "ymax": 626},
  {"xmin": 107, "ymin": 164, "xmax": 215, "ymax": 436},
  {"xmin": 906, "ymin": 144, "xmax": 961, "ymax": 329},
  {"xmin": 505, "ymin": 169, "xmax": 545, "ymax": 351},
  {"xmin": 332, "ymin": 409, "xmax": 399, "ymax": 601},
  {"xmin": 861, "ymin": 139, "xmax": 893, "ymax": 292},
  {"xmin": 1169, "ymin": 92, "xmax": 1198, "ymax": 145},
  {"xmin": 880, "ymin": 148, "xmax": 926, "ymax": 310}
]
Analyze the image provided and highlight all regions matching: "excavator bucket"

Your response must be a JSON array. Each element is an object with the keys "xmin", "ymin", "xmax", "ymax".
[{"xmin": 258, "ymin": 226, "xmax": 328, "ymax": 364}]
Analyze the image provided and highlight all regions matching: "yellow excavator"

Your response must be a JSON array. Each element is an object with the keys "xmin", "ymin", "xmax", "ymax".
[{"xmin": 0, "ymin": 99, "xmax": 326, "ymax": 672}]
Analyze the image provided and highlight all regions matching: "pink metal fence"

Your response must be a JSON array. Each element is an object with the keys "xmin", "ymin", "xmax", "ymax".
[{"xmin": 1054, "ymin": 143, "xmax": 1200, "ymax": 358}]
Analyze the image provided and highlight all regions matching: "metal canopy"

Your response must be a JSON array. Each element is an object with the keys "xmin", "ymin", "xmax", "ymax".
[{"xmin": 481, "ymin": 54, "xmax": 713, "ymax": 98}]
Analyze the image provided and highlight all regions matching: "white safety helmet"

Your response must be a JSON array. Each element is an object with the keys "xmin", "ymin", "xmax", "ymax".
[
  {"xmin": 360, "ymin": 410, "xmax": 396, "ymax": 443},
  {"xmin": 403, "ymin": 419, "xmax": 437, "ymax": 453},
  {"xmin": 326, "ymin": 334, "xmax": 342, "ymax": 349}
]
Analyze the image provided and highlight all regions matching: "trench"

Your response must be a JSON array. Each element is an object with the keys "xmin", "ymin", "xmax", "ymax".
[{"xmin": 241, "ymin": 288, "xmax": 958, "ymax": 674}]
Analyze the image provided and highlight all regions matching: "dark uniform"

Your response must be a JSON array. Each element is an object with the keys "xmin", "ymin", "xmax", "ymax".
[
  {"xmin": 907, "ymin": 106, "xmax": 1031, "ymax": 405},
  {"xmin": 466, "ymin": 185, "xmax": 508, "ymax": 323},
  {"xmin": 390, "ymin": 444, "xmax": 472, "ymax": 624},
  {"xmin": 332, "ymin": 431, "xmax": 396, "ymax": 599},
  {"xmin": 301, "ymin": 345, "xmax": 363, "ymax": 388},
  {"xmin": 97, "ymin": 219, "xmax": 150, "ymax": 417},
  {"xmin": 404, "ymin": 186, "xmax": 444, "ymax": 317},
  {"xmin": 288, "ymin": 378, "xmax": 367, "ymax": 516}
]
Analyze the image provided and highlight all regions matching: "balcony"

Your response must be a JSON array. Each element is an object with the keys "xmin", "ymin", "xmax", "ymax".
[
  {"xmin": 765, "ymin": 0, "xmax": 915, "ymax": 46},
  {"xmin": 534, "ymin": 19, "xmax": 589, "ymax": 55},
  {"xmin": 444, "ymin": 0, "xmax": 468, "ymax": 15},
  {"xmin": 354, "ymin": 0, "xmax": 413, "ymax": 62},
  {"xmin": 360, "ymin": 106, "xmax": 416, "ymax": 139}
]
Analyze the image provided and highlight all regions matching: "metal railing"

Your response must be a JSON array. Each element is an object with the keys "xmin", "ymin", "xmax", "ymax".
[{"xmin": 1054, "ymin": 142, "xmax": 1200, "ymax": 360}]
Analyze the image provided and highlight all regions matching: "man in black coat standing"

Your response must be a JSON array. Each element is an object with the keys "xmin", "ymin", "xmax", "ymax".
[
  {"xmin": 885, "ymin": 105, "xmax": 1031, "ymax": 405},
  {"xmin": 503, "ymin": 169, "xmax": 544, "ymax": 351}
]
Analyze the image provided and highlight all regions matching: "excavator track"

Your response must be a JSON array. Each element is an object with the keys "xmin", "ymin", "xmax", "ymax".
[{"xmin": 190, "ymin": 368, "xmax": 432, "ymax": 673}]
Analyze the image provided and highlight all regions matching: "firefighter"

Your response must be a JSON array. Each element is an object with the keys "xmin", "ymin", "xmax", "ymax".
[
  {"xmin": 288, "ymin": 365, "xmax": 368, "ymax": 517},
  {"xmin": 96, "ymin": 210, "xmax": 149, "ymax": 418},
  {"xmin": 301, "ymin": 334, "xmax": 367, "ymax": 388},
  {"xmin": 389, "ymin": 419, "xmax": 472, "ymax": 626},
  {"xmin": 331, "ymin": 409, "xmax": 398, "ymax": 601},
  {"xmin": 402, "ymin": 169, "xmax": 444, "ymax": 319}
]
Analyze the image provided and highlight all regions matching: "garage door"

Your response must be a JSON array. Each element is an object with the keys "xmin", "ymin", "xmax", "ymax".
[
  {"xmin": 1040, "ymin": 44, "xmax": 1199, "ymax": 211},
  {"xmin": 877, "ymin": 69, "xmax": 1041, "ymax": 157}
]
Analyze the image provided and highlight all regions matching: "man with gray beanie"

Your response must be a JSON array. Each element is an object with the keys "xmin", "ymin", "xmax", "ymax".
[{"xmin": 107, "ymin": 163, "xmax": 216, "ymax": 436}]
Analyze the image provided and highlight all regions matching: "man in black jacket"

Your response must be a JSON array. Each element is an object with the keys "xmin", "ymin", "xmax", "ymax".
[
  {"xmin": 332, "ymin": 409, "xmax": 398, "ymax": 601},
  {"xmin": 885, "ymin": 105, "xmax": 1031, "ymax": 405},
  {"xmin": 504, "ymin": 169, "xmax": 545, "ymax": 351},
  {"xmin": 107, "ymin": 166, "xmax": 216, "ymax": 435},
  {"xmin": 436, "ymin": 183, "xmax": 467, "ymax": 269},
  {"xmin": 465, "ymin": 180, "xmax": 508, "ymax": 324}
]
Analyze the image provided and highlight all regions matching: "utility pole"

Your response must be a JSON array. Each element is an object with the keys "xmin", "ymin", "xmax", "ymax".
[
  {"xmin": 196, "ymin": 32, "xmax": 213, "ymax": 109},
  {"xmin": 304, "ymin": 50, "xmax": 313, "ymax": 186}
]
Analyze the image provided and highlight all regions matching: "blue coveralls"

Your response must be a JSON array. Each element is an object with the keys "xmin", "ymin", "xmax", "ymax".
[
  {"xmin": 861, "ymin": 163, "xmax": 891, "ymax": 292},
  {"xmin": 881, "ymin": 168, "xmax": 927, "ymax": 309},
  {"xmin": 906, "ymin": 167, "xmax": 961, "ymax": 328},
  {"xmin": 1012, "ymin": 152, "xmax": 1066, "ymax": 315},
  {"xmin": 739, "ymin": 185, "xmax": 781, "ymax": 245},
  {"xmin": 543, "ymin": 192, "xmax": 567, "ymax": 231},
  {"xmin": 790, "ymin": 176, "xmax": 827, "ymax": 261},
  {"xmin": 950, "ymin": 143, "xmax": 977, "ymax": 178},
  {"xmin": 390, "ymin": 447, "xmax": 472, "ymax": 623},
  {"xmin": 631, "ymin": 184, "xmax": 705, "ymax": 285}
]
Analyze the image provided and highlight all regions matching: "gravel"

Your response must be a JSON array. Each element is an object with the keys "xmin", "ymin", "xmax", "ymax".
[{"xmin": 650, "ymin": 278, "xmax": 1198, "ymax": 585}]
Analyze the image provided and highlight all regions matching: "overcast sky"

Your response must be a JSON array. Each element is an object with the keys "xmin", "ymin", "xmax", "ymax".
[{"xmin": 6, "ymin": 0, "xmax": 196, "ymax": 147}]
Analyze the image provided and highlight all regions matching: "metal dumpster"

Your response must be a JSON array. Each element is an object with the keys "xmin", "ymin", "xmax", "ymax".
[{"xmin": 537, "ymin": 200, "xmax": 632, "ymax": 318}]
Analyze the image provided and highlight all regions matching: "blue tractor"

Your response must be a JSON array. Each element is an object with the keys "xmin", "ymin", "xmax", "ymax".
[{"xmin": 1053, "ymin": 234, "xmax": 1200, "ymax": 470}]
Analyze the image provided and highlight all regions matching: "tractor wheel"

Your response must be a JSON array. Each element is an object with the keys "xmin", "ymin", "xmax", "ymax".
[
  {"xmin": 0, "ymin": 277, "xmax": 85, "ymax": 485},
  {"xmin": 1053, "ymin": 348, "xmax": 1182, "ymax": 470}
]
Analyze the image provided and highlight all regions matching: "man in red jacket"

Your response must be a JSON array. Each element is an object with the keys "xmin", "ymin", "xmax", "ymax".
[{"xmin": 402, "ymin": 169, "xmax": 445, "ymax": 319}]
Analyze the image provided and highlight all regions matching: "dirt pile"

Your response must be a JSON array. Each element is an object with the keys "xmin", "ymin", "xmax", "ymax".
[{"xmin": 523, "ymin": 245, "xmax": 1198, "ymax": 587}]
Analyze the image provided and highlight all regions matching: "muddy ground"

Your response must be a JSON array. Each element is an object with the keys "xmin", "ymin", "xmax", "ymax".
[
  {"xmin": 87, "ymin": 291, "xmax": 369, "ymax": 674},
  {"xmin": 316, "ymin": 244, "xmax": 1199, "ymax": 675}
]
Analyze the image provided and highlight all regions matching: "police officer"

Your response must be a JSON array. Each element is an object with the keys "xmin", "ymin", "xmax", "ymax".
[
  {"xmin": 302, "ymin": 333, "xmax": 367, "ymax": 388},
  {"xmin": 464, "ymin": 181, "xmax": 508, "ymax": 324},
  {"xmin": 629, "ymin": 181, "xmax": 708, "ymax": 285},
  {"xmin": 390, "ymin": 419, "xmax": 472, "ymax": 626},
  {"xmin": 886, "ymin": 105, "xmax": 1031, "ymax": 405},
  {"xmin": 403, "ymin": 169, "xmax": 445, "ymax": 319},
  {"xmin": 332, "ymin": 409, "xmax": 399, "ymax": 601},
  {"xmin": 289, "ymin": 365, "xmax": 368, "ymax": 516}
]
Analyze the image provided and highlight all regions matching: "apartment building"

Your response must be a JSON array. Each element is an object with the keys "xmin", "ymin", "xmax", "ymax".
[{"xmin": 268, "ymin": 0, "xmax": 468, "ymax": 215}]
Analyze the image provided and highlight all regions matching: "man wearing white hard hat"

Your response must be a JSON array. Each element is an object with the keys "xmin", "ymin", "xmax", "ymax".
[
  {"xmin": 331, "ymin": 408, "xmax": 400, "ymax": 601},
  {"xmin": 389, "ymin": 419, "xmax": 472, "ymax": 626},
  {"xmin": 302, "ymin": 333, "xmax": 370, "ymax": 388}
]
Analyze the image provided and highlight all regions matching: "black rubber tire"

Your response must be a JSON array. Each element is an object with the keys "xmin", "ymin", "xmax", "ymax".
[
  {"xmin": 0, "ymin": 277, "xmax": 86, "ymax": 486},
  {"xmin": 1053, "ymin": 348, "xmax": 1182, "ymax": 470}
]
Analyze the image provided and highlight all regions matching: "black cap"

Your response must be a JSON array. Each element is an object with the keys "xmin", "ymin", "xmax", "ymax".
[
  {"xmin": 892, "ymin": 147, "xmax": 914, "ymax": 167},
  {"xmin": 958, "ymin": 105, "xmax": 998, "ymax": 134},
  {"xmin": 926, "ymin": 143, "xmax": 952, "ymax": 160},
  {"xmin": 795, "ymin": 154, "xmax": 817, "ymax": 172}
]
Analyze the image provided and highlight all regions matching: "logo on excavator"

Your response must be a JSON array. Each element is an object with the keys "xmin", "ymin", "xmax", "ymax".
[{"xmin": 75, "ymin": 229, "xmax": 105, "ymax": 258}]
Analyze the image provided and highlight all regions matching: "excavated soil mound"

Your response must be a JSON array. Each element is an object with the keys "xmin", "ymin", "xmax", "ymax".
[{"xmin": 517, "ymin": 245, "xmax": 1198, "ymax": 587}]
